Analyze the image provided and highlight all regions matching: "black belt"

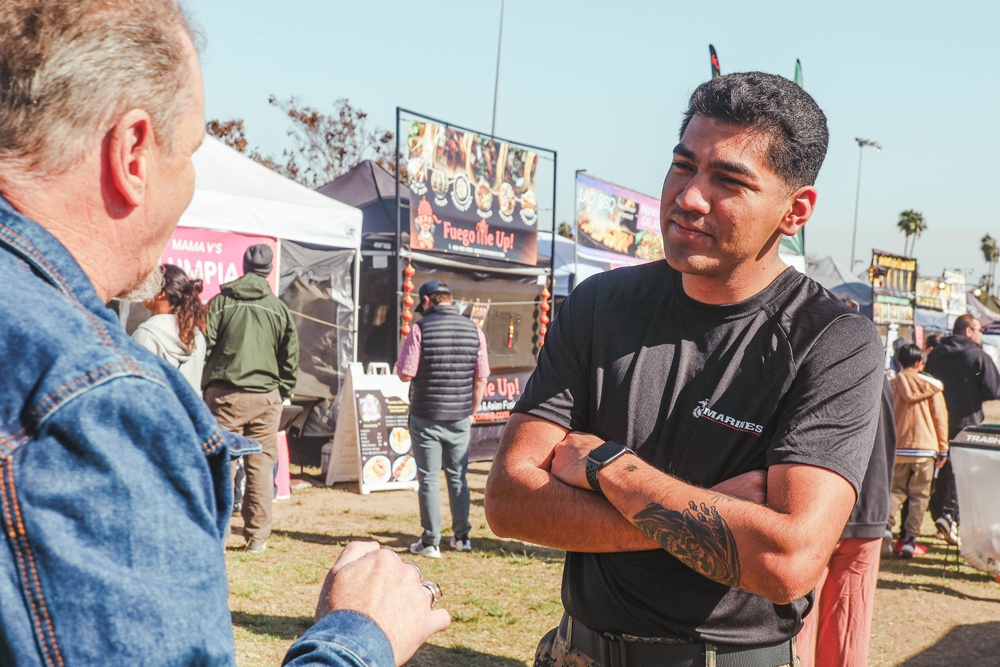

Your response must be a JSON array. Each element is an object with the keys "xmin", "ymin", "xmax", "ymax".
[{"xmin": 560, "ymin": 615, "xmax": 796, "ymax": 667}]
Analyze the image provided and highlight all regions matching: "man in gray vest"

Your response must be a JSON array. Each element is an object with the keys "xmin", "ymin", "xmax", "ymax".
[{"xmin": 397, "ymin": 280, "xmax": 490, "ymax": 558}]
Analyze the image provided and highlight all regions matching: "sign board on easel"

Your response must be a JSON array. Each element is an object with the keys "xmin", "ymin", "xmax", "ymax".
[{"xmin": 327, "ymin": 362, "xmax": 418, "ymax": 495}]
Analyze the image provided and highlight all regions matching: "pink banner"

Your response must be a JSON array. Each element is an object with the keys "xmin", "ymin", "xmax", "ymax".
[{"xmin": 160, "ymin": 227, "xmax": 278, "ymax": 300}]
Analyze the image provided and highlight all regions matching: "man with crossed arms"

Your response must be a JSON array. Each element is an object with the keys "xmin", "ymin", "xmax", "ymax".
[{"xmin": 486, "ymin": 72, "xmax": 884, "ymax": 667}]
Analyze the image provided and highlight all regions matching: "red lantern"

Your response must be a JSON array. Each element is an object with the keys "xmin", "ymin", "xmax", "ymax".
[
  {"xmin": 537, "ymin": 283, "xmax": 552, "ymax": 348},
  {"xmin": 401, "ymin": 261, "xmax": 416, "ymax": 338}
]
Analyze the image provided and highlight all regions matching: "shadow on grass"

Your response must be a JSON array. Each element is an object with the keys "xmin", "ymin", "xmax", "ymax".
[
  {"xmin": 231, "ymin": 611, "xmax": 313, "ymax": 641},
  {"xmin": 269, "ymin": 529, "xmax": 374, "ymax": 546},
  {"xmin": 367, "ymin": 531, "xmax": 564, "ymax": 563},
  {"xmin": 880, "ymin": 554, "xmax": 992, "ymax": 584},
  {"xmin": 411, "ymin": 643, "xmax": 528, "ymax": 667},
  {"xmin": 898, "ymin": 622, "xmax": 1000, "ymax": 665},
  {"xmin": 877, "ymin": 577, "xmax": 1000, "ymax": 603}
]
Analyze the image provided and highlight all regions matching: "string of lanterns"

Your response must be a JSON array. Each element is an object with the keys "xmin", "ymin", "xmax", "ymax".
[
  {"xmin": 401, "ymin": 262, "xmax": 415, "ymax": 337},
  {"xmin": 538, "ymin": 283, "xmax": 551, "ymax": 347}
]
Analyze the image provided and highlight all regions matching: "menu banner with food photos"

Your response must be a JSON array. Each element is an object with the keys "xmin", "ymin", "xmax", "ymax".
[
  {"xmin": 405, "ymin": 119, "xmax": 538, "ymax": 265},
  {"xmin": 326, "ymin": 363, "xmax": 418, "ymax": 495},
  {"xmin": 575, "ymin": 173, "xmax": 663, "ymax": 266}
]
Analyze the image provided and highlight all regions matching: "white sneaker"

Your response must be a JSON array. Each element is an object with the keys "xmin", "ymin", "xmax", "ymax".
[
  {"xmin": 450, "ymin": 536, "xmax": 472, "ymax": 552},
  {"xmin": 409, "ymin": 540, "xmax": 441, "ymax": 559}
]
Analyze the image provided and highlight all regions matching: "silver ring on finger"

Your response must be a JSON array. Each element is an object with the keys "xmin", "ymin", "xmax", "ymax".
[
  {"xmin": 404, "ymin": 561, "xmax": 422, "ymax": 580},
  {"xmin": 422, "ymin": 581, "xmax": 442, "ymax": 608}
]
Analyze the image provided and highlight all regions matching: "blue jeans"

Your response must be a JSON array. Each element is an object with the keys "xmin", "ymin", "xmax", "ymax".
[{"xmin": 409, "ymin": 415, "xmax": 472, "ymax": 546}]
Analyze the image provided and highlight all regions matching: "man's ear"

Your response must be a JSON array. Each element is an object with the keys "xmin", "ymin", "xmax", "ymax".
[
  {"xmin": 778, "ymin": 185, "xmax": 817, "ymax": 237},
  {"xmin": 107, "ymin": 109, "xmax": 154, "ymax": 208}
]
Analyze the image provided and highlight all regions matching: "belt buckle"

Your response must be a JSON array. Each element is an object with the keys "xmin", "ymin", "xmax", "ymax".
[{"xmin": 601, "ymin": 632, "xmax": 627, "ymax": 667}]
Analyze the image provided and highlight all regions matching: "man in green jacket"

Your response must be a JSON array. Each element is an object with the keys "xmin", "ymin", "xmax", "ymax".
[{"xmin": 204, "ymin": 244, "xmax": 299, "ymax": 552}]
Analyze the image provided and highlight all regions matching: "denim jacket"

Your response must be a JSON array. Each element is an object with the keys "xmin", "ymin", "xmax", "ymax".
[{"xmin": 0, "ymin": 197, "xmax": 393, "ymax": 667}]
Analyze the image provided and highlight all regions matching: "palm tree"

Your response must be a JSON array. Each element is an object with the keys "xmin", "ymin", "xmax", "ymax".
[
  {"xmin": 982, "ymin": 234, "xmax": 1000, "ymax": 297},
  {"xmin": 896, "ymin": 210, "xmax": 926, "ymax": 257}
]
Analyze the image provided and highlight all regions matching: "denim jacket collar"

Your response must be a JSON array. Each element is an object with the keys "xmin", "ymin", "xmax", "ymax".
[{"xmin": 0, "ymin": 194, "xmax": 117, "ymax": 321}]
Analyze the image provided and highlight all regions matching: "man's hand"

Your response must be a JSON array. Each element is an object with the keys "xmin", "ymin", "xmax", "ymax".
[
  {"xmin": 314, "ymin": 541, "xmax": 451, "ymax": 666},
  {"xmin": 936, "ymin": 453, "xmax": 948, "ymax": 469},
  {"xmin": 711, "ymin": 470, "xmax": 767, "ymax": 505},
  {"xmin": 550, "ymin": 431, "xmax": 605, "ymax": 490}
]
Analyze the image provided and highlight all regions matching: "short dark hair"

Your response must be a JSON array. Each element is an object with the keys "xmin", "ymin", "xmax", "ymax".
[
  {"xmin": 680, "ymin": 72, "xmax": 829, "ymax": 189},
  {"xmin": 839, "ymin": 296, "xmax": 860, "ymax": 312},
  {"xmin": 953, "ymin": 314, "xmax": 980, "ymax": 337},
  {"xmin": 896, "ymin": 344, "xmax": 926, "ymax": 369},
  {"xmin": 429, "ymin": 292, "xmax": 453, "ymax": 306},
  {"xmin": 924, "ymin": 333, "xmax": 941, "ymax": 350}
]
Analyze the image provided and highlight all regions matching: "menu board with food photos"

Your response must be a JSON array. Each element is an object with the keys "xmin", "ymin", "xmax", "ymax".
[
  {"xmin": 870, "ymin": 251, "xmax": 916, "ymax": 325},
  {"xmin": 326, "ymin": 363, "xmax": 418, "ymax": 495},
  {"xmin": 575, "ymin": 173, "xmax": 663, "ymax": 266},
  {"xmin": 405, "ymin": 119, "xmax": 538, "ymax": 266}
]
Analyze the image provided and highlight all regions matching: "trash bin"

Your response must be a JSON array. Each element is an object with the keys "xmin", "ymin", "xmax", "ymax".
[{"xmin": 950, "ymin": 424, "xmax": 1000, "ymax": 579}]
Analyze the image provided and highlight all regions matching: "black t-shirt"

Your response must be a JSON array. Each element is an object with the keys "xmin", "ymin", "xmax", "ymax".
[
  {"xmin": 514, "ymin": 260, "xmax": 884, "ymax": 645},
  {"xmin": 842, "ymin": 375, "xmax": 895, "ymax": 539}
]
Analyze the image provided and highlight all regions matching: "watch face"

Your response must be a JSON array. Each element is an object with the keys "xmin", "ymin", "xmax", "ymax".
[{"xmin": 588, "ymin": 440, "xmax": 628, "ymax": 465}]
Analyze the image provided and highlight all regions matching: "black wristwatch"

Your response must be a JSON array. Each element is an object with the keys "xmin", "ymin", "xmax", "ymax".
[{"xmin": 585, "ymin": 441, "xmax": 634, "ymax": 495}]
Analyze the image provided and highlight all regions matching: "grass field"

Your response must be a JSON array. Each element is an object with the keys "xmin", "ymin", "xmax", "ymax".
[{"xmin": 228, "ymin": 435, "xmax": 1000, "ymax": 666}]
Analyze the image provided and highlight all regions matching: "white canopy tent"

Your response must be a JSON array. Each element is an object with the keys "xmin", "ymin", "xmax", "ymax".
[{"xmin": 180, "ymin": 136, "xmax": 362, "ymax": 249}]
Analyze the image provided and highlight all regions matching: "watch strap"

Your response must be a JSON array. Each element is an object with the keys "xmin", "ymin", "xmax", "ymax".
[{"xmin": 585, "ymin": 458, "xmax": 603, "ymax": 494}]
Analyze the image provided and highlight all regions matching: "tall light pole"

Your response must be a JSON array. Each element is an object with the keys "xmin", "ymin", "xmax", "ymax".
[
  {"xmin": 490, "ymin": 0, "xmax": 505, "ymax": 137},
  {"xmin": 850, "ymin": 137, "xmax": 881, "ymax": 270}
]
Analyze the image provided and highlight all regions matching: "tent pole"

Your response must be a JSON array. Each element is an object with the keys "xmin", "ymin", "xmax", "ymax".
[{"xmin": 394, "ymin": 107, "xmax": 402, "ymax": 364}]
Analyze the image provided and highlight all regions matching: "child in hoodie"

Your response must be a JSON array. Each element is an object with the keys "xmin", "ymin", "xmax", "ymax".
[{"xmin": 888, "ymin": 344, "xmax": 949, "ymax": 558}]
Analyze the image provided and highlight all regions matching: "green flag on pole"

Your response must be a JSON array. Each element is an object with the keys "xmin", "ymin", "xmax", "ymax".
[{"xmin": 783, "ymin": 58, "xmax": 805, "ymax": 257}]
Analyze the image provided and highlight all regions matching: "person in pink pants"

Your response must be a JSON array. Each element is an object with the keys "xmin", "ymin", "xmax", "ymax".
[{"xmin": 798, "ymin": 368, "xmax": 895, "ymax": 667}]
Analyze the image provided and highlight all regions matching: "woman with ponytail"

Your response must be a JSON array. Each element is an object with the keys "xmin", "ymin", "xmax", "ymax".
[{"xmin": 133, "ymin": 264, "xmax": 208, "ymax": 392}]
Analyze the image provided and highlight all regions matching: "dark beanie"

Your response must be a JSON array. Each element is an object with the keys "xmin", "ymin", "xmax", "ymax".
[{"xmin": 243, "ymin": 244, "xmax": 273, "ymax": 278}]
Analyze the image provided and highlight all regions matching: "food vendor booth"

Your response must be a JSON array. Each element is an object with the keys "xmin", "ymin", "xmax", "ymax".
[
  {"xmin": 318, "ymin": 111, "xmax": 556, "ymax": 472},
  {"xmin": 124, "ymin": 137, "xmax": 364, "ymax": 465}
]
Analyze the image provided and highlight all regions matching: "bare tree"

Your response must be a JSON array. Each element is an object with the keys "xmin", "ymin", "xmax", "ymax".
[
  {"xmin": 206, "ymin": 98, "xmax": 402, "ymax": 189},
  {"xmin": 204, "ymin": 118, "xmax": 300, "ymax": 182}
]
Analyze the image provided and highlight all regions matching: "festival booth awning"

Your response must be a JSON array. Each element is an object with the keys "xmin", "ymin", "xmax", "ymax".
[
  {"xmin": 317, "ymin": 159, "xmax": 405, "ymax": 251},
  {"xmin": 969, "ymin": 292, "xmax": 1000, "ymax": 335},
  {"xmin": 807, "ymin": 256, "xmax": 873, "ymax": 319},
  {"xmin": 160, "ymin": 137, "xmax": 363, "ymax": 442}
]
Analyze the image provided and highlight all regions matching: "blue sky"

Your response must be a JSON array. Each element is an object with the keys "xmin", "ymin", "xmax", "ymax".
[{"xmin": 190, "ymin": 0, "xmax": 1000, "ymax": 281}]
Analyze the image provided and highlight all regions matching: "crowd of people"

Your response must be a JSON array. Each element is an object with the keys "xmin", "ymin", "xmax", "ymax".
[{"xmin": 2, "ymin": 1, "xmax": 999, "ymax": 666}]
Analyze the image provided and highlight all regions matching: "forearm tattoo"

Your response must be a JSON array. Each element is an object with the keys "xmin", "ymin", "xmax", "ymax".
[{"xmin": 633, "ymin": 501, "xmax": 741, "ymax": 587}]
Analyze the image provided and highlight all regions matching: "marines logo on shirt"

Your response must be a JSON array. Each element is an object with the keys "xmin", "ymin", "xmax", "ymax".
[{"xmin": 692, "ymin": 399, "xmax": 764, "ymax": 434}]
